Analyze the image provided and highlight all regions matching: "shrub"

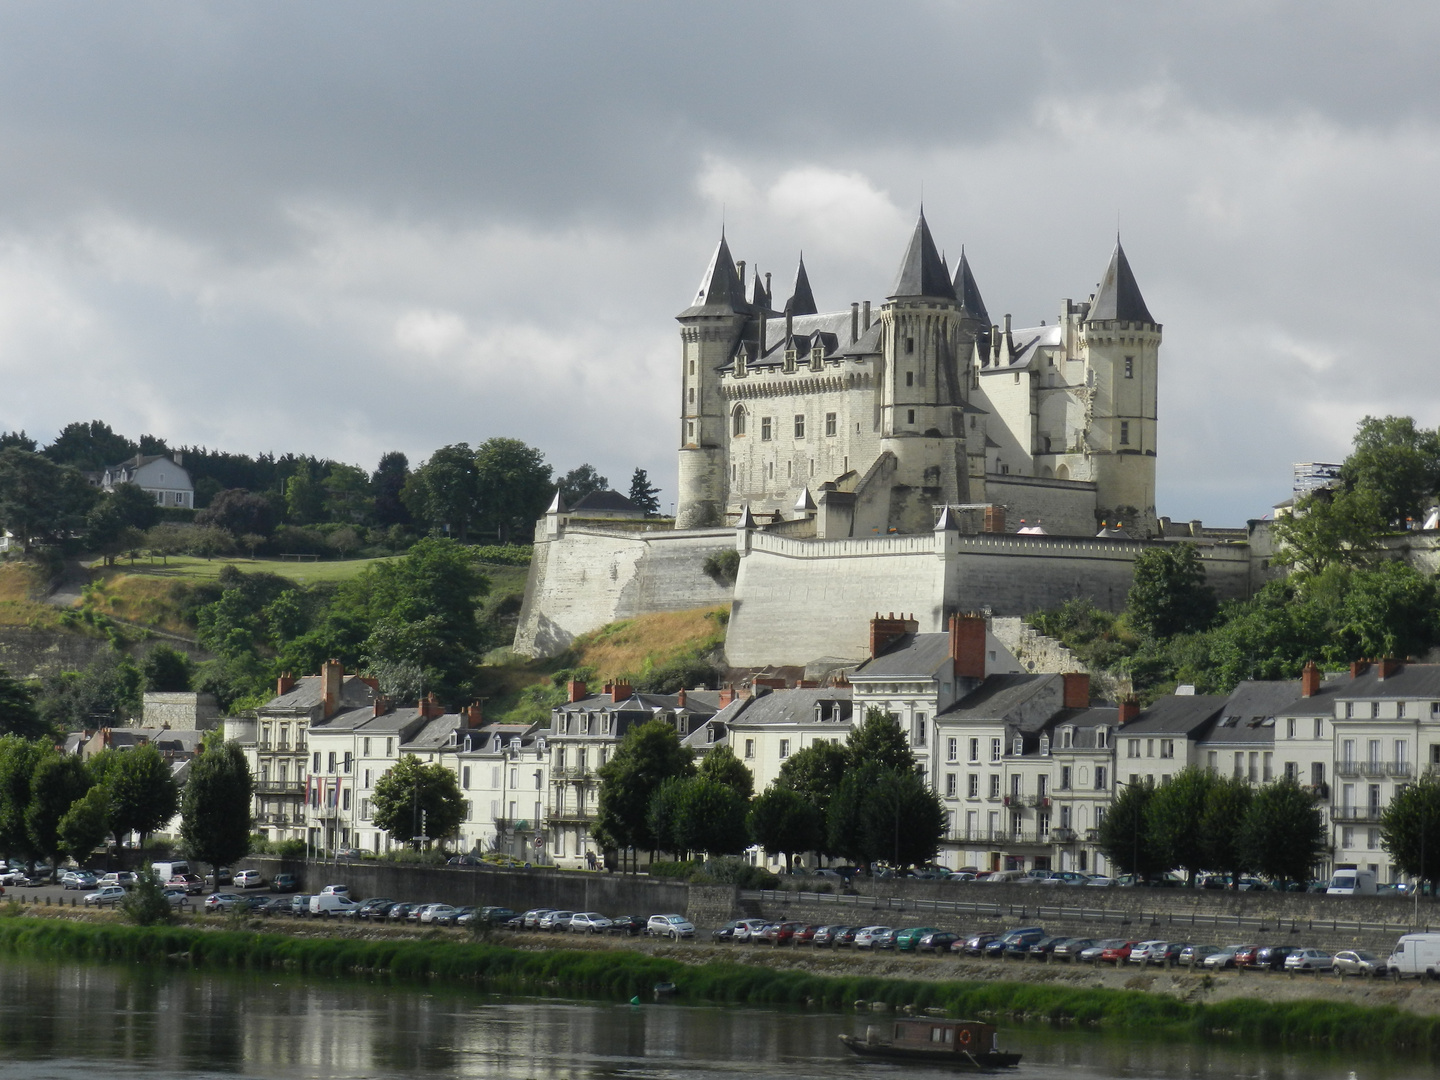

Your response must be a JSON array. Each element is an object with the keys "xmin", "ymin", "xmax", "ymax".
[
  {"xmin": 120, "ymin": 866, "xmax": 176, "ymax": 927},
  {"xmin": 645, "ymin": 859, "xmax": 701, "ymax": 880},
  {"xmin": 472, "ymin": 544, "xmax": 534, "ymax": 567},
  {"xmin": 702, "ymin": 549, "xmax": 740, "ymax": 585},
  {"xmin": 695, "ymin": 856, "xmax": 779, "ymax": 889}
]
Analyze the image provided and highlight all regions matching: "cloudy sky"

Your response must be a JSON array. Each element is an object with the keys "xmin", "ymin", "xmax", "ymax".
[{"xmin": 1, "ymin": 2, "xmax": 1437, "ymax": 523}]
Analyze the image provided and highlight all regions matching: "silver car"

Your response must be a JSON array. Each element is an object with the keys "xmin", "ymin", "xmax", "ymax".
[
  {"xmin": 646, "ymin": 914, "xmax": 694, "ymax": 939},
  {"xmin": 569, "ymin": 912, "xmax": 614, "ymax": 934},
  {"xmin": 1284, "ymin": 948, "xmax": 1335, "ymax": 972},
  {"xmin": 538, "ymin": 910, "xmax": 576, "ymax": 931},
  {"xmin": 1333, "ymin": 949, "xmax": 1383, "ymax": 977}
]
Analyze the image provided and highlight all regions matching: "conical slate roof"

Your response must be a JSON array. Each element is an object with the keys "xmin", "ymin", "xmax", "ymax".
[
  {"xmin": 680, "ymin": 234, "xmax": 751, "ymax": 316},
  {"xmin": 785, "ymin": 255, "xmax": 817, "ymax": 316},
  {"xmin": 889, "ymin": 212, "xmax": 957, "ymax": 301},
  {"xmin": 952, "ymin": 248, "xmax": 989, "ymax": 324},
  {"xmin": 1087, "ymin": 239, "xmax": 1154, "ymax": 324},
  {"xmin": 751, "ymin": 274, "xmax": 772, "ymax": 313}
]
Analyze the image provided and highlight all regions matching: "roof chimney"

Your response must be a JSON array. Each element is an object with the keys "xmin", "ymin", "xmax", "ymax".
[
  {"xmin": 276, "ymin": 671, "xmax": 296, "ymax": 697},
  {"xmin": 1062, "ymin": 672, "xmax": 1090, "ymax": 710},
  {"xmin": 610, "ymin": 681, "xmax": 632, "ymax": 704},
  {"xmin": 862, "ymin": 300, "xmax": 871, "ymax": 331},
  {"xmin": 373, "ymin": 695, "xmax": 391, "ymax": 718},
  {"xmin": 465, "ymin": 701, "xmax": 484, "ymax": 728},
  {"xmin": 851, "ymin": 302, "xmax": 859, "ymax": 345},
  {"xmin": 1118, "ymin": 695, "xmax": 1141, "ymax": 725},
  {"xmin": 1377, "ymin": 658, "xmax": 1401, "ymax": 680},
  {"xmin": 870, "ymin": 612, "xmax": 920, "ymax": 658},
  {"xmin": 1350, "ymin": 660, "xmax": 1370, "ymax": 679},
  {"xmin": 949, "ymin": 613, "xmax": 986, "ymax": 680},
  {"xmin": 567, "ymin": 680, "xmax": 588, "ymax": 704},
  {"xmin": 1302, "ymin": 661, "xmax": 1321, "ymax": 698},
  {"xmin": 676, "ymin": 688, "xmax": 687, "ymax": 709},
  {"xmin": 984, "ymin": 505, "xmax": 1006, "ymax": 534},
  {"xmin": 419, "ymin": 692, "xmax": 446, "ymax": 720},
  {"xmin": 718, "ymin": 685, "xmax": 735, "ymax": 707},
  {"xmin": 320, "ymin": 659, "xmax": 343, "ymax": 719}
]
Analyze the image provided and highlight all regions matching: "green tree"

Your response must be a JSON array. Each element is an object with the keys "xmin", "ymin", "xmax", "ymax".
[
  {"xmin": 748, "ymin": 783, "xmax": 823, "ymax": 871},
  {"xmin": 557, "ymin": 464, "xmax": 608, "ymax": 507},
  {"xmin": 1127, "ymin": 543, "xmax": 1218, "ymax": 639},
  {"xmin": 646, "ymin": 775, "xmax": 688, "ymax": 857},
  {"xmin": 58, "ymin": 785, "xmax": 110, "ymax": 864},
  {"xmin": 370, "ymin": 755, "xmax": 467, "ymax": 847},
  {"xmin": 845, "ymin": 707, "xmax": 916, "ymax": 772},
  {"xmin": 1381, "ymin": 776, "xmax": 1440, "ymax": 893},
  {"xmin": 0, "ymin": 668, "xmax": 45, "ymax": 739},
  {"xmin": 36, "ymin": 652, "xmax": 144, "ymax": 730},
  {"xmin": 85, "ymin": 482, "xmax": 161, "ymax": 562},
  {"xmin": 628, "ymin": 468, "xmax": 661, "ymax": 516},
  {"xmin": 195, "ymin": 488, "xmax": 277, "ymax": 538},
  {"xmin": 0, "ymin": 431, "xmax": 36, "ymax": 452},
  {"xmin": 826, "ymin": 763, "xmax": 943, "ymax": 869},
  {"xmin": 672, "ymin": 777, "xmax": 750, "ymax": 857},
  {"xmin": 1344, "ymin": 415, "xmax": 1440, "ymax": 527},
  {"xmin": 1273, "ymin": 487, "xmax": 1386, "ymax": 575},
  {"xmin": 284, "ymin": 460, "xmax": 325, "ymax": 525},
  {"xmin": 180, "ymin": 736, "xmax": 254, "ymax": 879},
  {"xmin": 0, "ymin": 735, "xmax": 45, "ymax": 863},
  {"xmin": 474, "ymin": 437, "xmax": 553, "ymax": 544},
  {"xmin": 1242, "ymin": 779, "xmax": 1327, "ymax": 886},
  {"xmin": 121, "ymin": 864, "xmax": 176, "ymax": 926},
  {"xmin": 322, "ymin": 462, "xmax": 372, "ymax": 524},
  {"xmin": 43, "ymin": 420, "xmax": 136, "ymax": 471},
  {"xmin": 106, "ymin": 743, "xmax": 181, "ymax": 849},
  {"xmin": 1199, "ymin": 776, "xmax": 1255, "ymax": 886},
  {"xmin": 777, "ymin": 741, "xmax": 849, "ymax": 824},
  {"xmin": 25, "ymin": 752, "xmax": 92, "ymax": 876},
  {"xmin": 402, "ymin": 443, "xmax": 479, "ymax": 540},
  {"xmin": 1098, "ymin": 776, "xmax": 1163, "ymax": 879},
  {"xmin": 141, "ymin": 645, "xmax": 193, "ymax": 693},
  {"xmin": 593, "ymin": 718, "xmax": 695, "ymax": 863},
  {"xmin": 1145, "ymin": 767, "xmax": 1216, "ymax": 881},
  {"xmin": 697, "ymin": 744, "xmax": 753, "ymax": 800},
  {"xmin": 0, "ymin": 448, "xmax": 95, "ymax": 551},
  {"xmin": 371, "ymin": 451, "xmax": 412, "ymax": 527}
]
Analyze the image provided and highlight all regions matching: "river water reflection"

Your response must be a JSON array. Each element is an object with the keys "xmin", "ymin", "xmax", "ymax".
[{"xmin": 0, "ymin": 960, "xmax": 1429, "ymax": 1080}]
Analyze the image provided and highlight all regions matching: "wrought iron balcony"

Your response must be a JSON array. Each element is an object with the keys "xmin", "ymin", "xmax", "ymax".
[
  {"xmin": 254, "ymin": 780, "xmax": 305, "ymax": 794},
  {"xmin": 1332, "ymin": 805, "xmax": 1384, "ymax": 823}
]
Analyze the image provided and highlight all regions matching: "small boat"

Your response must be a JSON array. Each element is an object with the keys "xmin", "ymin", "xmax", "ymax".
[
  {"xmin": 839, "ymin": 1018, "xmax": 1020, "ymax": 1069},
  {"xmin": 653, "ymin": 981, "xmax": 677, "ymax": 997}
]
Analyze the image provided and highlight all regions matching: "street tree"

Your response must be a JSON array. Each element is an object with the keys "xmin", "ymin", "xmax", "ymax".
[
  {"xmin": 748, "ymin": 784, "xmax": 823, "ymax": 871},
  {"xmin": 628, "ymin": 468, "xmax": 661, "ymax": 516},
  {"xmin": 777, "ymin": 741, "xmax": 849, "ymax": 824},
  {"xmin": 0, "ymin": 667, "xmax": 45, "ymax": 739},
  {"xmin": 827, "ymin": 763, "xmax": 944, "ymax": 870},
  {"xmin": 845, "ymin": 707, "xmax": 916, "ymax": 772},
  {"xmin": 0, "ymin": 735, "xmax": 45, "ymax": 863},
  {"xmin": 25, "ymin": 753, "xmax": 93, "ymax": 876},
  {"xmin": 1199, "ymin": 776, "xmax": 1255, "ymax": 886},
  {"xmin": 697, "ymin": 744, "xmax": 753, "ymax": 800},
  {"xmin": 1127, "ymin": 543, "xmax": 1217, "ymax": 639},
  {"xmin": 370, "ymin": 755, "xmax": 466, "ymax": 848},
  {"xmin": 1381, "ymin": 776, "xmax": 1440, "ymax": 893},
  {"xmin": 593, "ymin": 718, "xmax": 695, "ymax": 866},
  {"xmin": 180, "ymin": 735, "xmax": 254, "ymax": 880},
  {"xmin": 1097, "ymin": 776, "xmax": 1163, "ymax": 879},
  {"xmin": 647, "ymin": 775, "xmax": 688, "ymax": 857},
  {"xmin": 1145, "ymin": 767, "xmax": 1216, "ymax": 881},
  {"xmin": 106, "ymin": 743, "xmax": 181, "ymax": 849},
  {"xmin": 1242, "ymin": 779, "xmax": 1327, "ymax": 886},
  {"xmin": 673, "ymin": 777, "xmax": 750, "ymax": 857},
  {"xmin": 58, "ymin": 785, "xmax": 110, "ymax": 864}
]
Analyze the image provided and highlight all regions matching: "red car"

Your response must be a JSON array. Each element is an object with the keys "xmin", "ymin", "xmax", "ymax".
[
  {"xmin": 793, "ymin": 924, "xmax": 822, "ymax": 945},
  {"xmin": 758, "ymin": 921, "xmax": 807, "ymax": 945},
  {"xmin": 1233, "ymin": 944, "xmax": 1263, "ymax": 969},
  {"xmin": 1100, "ymin": 940, "xmax": 1140, "ymax": 965}
]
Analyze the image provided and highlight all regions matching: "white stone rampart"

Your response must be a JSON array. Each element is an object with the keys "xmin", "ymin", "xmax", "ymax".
[{"xmin": 983, "ymin": 474, "xmax": 1098, "ymax": 536}]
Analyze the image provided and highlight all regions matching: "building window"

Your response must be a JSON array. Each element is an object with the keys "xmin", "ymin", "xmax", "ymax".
[
  {"xmin": 1061, "ymin": 728, "xmax": 1073, "ymax": 749},
  {"xmin": 1039, "ymin": 735, "xmax": 1049, "ymax": 756},
  {"xmin": 906, "ymin": 371, "xmax": 914, "ymax": 386},
  {"xmin": 733, "ymin": 406, "xmax": 746, "ymax": 436},
  {"xmin": 1160, "ymin": 739, "xmax": 1174, "ymax": 759},
  {"xmin": 906, "ymin": 336, "xmax": 915, "ymax": 355},
  {"xmin": 779, "ymin": 739, "xmax": 790, "ymax": 759},
  {"xmin": 794, "ymin": 415, "xmax": 805, "ymax": 439},
  {"xmin": 825, "ymin": 412, "xmax": 837, "ymax": 437},
  {"xmin": 1094, "ymin": 766, "xmax": 1108, "ymax": 791},
  {"xmin": 1096, "ymin": 728, "xmax": 1109, "ymax": 749},
  {"xmin": 968, "ymin": 738, "xmax": 979, "ymax": 762},
  {"xmin": 990, "ymin": 738, "xmax": 1002, "ymax": 762},
  {"xmin": 688, "ymin": 421, "xmax": 695, "ymax": 440},
  {"xmin": 947, "ymin": 737, "xmax": 958, "ymax": 763},
  {"xmin": 1012, "ymin": 736, "xmax": 1023, "ymax": 756},
  {"xmin": 1124, "ymin": 356, "xmax": 1134, "ymax": 379},
  {"xmin": 362, "ymin": 737, "xmax": 370, "ymax": 756},
  {"xmin": 327, "ymin": 752, "xmax": 336, "ymax": 774},
  {"xmin": 989, "ymin": 774, "xmax": 1001, "ymax": 798},
  {"xmin": 967, "ymin": 774, "xmax": 978, "ymax": 798},
  {"xmin": 1127, "ymin": 738, "xmax": 1139, "ymax": 759},
  {"xmin": 1010, "ymin": 774, "xmax": 1022, "ymax": 797},
  {"xmin": 1060, "ymin": 766, "xmax": 1071, "ymax": 790},
  {"xmin": 761, "ymin": 417, "xmax": 772, "ymax": 441},
  {"xmin": 343, "ymin": 752, "xmax": 352, "ymax": 773},
  {"xmin": 1119, "ymin": 421, "xmax": 1130, "ymax": 445},
  {"xmin": 1315, "ymin": 718, "xmax": 1324, "ymax": 738},
  {"xmin": 946, "ymin": 774, "xmax": 957, "ymax": 798},
  {"xmin": 907, "ymin": 409, "xmax": 916, "ymax": 424},
  {"xmin": 744, "ymin": 739, "xmax": 755, "ymax": 760},
  {"xmin": 386, "ymin": 739, "xmax": 393, "ymax": 757}
]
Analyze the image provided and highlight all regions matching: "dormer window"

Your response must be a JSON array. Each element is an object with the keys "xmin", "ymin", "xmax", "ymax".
[
  {"xmin": 784, "ymin": 348, "xmax": 797, "ymax": 372},
  {"xmin": 1012, "ymin": 736, "xmax": 1023, "ymax": 756},
  {"xmin": 1039, "ymin": 735, "xmax": 1050, "ymax": 757},
  {"xmin": 1061, "ymin": 727, "xmax": 1074, "ymax": 749},
  {"xmin": 580, "ymin": 715, "xmax": 590, "ymax": 735},
  {"xmin": 1095, "ymin": 727, "xmax": 1110, "ymax": 749},
  {"xmin": 810, "ymin": 345, "xmax": 824, "ymax": 370}
]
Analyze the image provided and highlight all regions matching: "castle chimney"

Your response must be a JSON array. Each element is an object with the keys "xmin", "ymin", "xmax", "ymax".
[
  {"xmin": 1302, "ymin": 661, "xmax": 1321, "ymax": 698},
  {"xmin": 862, "ymin": 300, "xmax": 871, "ymax": 330},
  {"xmin": 736, "ymin": 259, "xmax": 746, "ymax": 292},
  {"xmin": 764, "ymin": 272, "xmax": 772, "ymax": 306},
  {"xmin": 610, "ymin": 681, "xmax": 632, "ymax": 704},
  {"xmin": 567, "ymin": 680, "xmax": 588, "ymax": 704},
  {"xmin": 1377, "ymin": 658, "xmax": 1401, "ymax": 680},
  {"xmin": 949, "ymin": 613, "xmax": 985, "ymax": 680},
  {"xmin": 785, "ymin": 308, "xmax": 793, "ymax": 346},
  {"xmin": 1118, "ymin": 695, "xmax": 1141, "ymax": 725},
  {"xmin": 851, "ymin": 302, "xmax": 859, "ymax": 345},
  {"xmin": 276, "ymin": 671, "xmax": 296, "ymax": 697},
  {"xmin": 320, "ymin": 659, "xmax": 343, "ymax": 719},
  {"xmin": 1062, "ymin": 672, "xmax": 1090, "ymax": 709},
  {"xmin": 758, "ymin": 311, "xmax": 766, "ymax": 355},
  {"xmin": 1350, "ymin": 660, "xmax": 1370, "ymax": 679}
]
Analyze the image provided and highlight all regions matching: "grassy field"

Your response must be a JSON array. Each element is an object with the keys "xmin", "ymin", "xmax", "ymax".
[
  {"xmin": 0, "ymin": 562, "xmax": 61, "ymax": 629},
  {"xmin": 88, "ymin": 554, "xmax": 398, "ymax": 585}
]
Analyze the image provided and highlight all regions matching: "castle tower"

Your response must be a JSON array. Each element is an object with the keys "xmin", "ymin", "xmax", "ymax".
[
  {"xmin": 878, "ymin": 212, "xmax": 972, "ymax": 531},
  {"xmin": 1079, "ymin": 238, "xmax": 1161, "ymax": 535},
  {"xmin": 674, "ymin": 234, "xmax": 751, "ymax": 529}
]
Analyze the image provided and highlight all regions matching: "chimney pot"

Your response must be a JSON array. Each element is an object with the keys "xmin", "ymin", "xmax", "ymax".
[
  {"xmin": 870, "ymin": 613, "xmax": 920, "ymax": 658},
  {"xmin": 677, "ymin": 688, "xmax": 687, "ymax": 708},
  {"xmin": 610, "ymin": 681, "xmax": 632, "ymax": 704},
  {"xmin": 276, "ymin": 671, "xmax": 296, "ymax": 697},
  {"xmin": 1302, "ymin": 661, "xmax": 1321, "ymax": 698},
  {"xmin": 1118, "ymin": 695, "xmax": 1141, "ymax": 725}
]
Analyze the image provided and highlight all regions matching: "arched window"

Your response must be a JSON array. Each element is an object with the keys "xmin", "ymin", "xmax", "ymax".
[
  {"xmin": 1055, "ymin": 463, "xmax": 1070, "ymax": 481},
  {"xmin": 732, "ymin": 406, "xmax": 747, "ymax": 436}
]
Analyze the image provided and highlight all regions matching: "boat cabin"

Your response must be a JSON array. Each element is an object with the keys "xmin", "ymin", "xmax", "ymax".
[{"xmin": 889, "ymin": 1019, "xmax": 998, "ymax": 1054}]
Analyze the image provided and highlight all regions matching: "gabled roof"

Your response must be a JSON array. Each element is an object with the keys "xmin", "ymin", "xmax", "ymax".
[
  {"xmin": 852, "ymin": 633, "xmax": 953, "ymax": 679},
  {"xmin": 939, "ymin": 674, "xmax": 1056, "ymax": 721},
  {"xmin": 1331, "ymin": 664, "xmax": 1440, "ymax": 701},
  {"xmin": 1042, "ymin": 707, "xmax": 1120, "ymax": 748},
  {"xmin": 726, "ymin": 687, "xmax": 852, "ymax": 728},
  {"xmin": 1119, "ymin": 694, "xmax": 1226, "ymax": 736},
  {"xmin": 1203, "ymin": 680, "xmax": 1299, "ymax": 744},
  {"xmin": 1087, "ymin": 239, "xmax": 1154, "ymax": 325},
  {"xmin": 679, "ymin": 234, "xmax": 751, "ymax": 317},
  {"xmin": 260, "ymin": 674, "xmax": 376, "ymax": 714},
  {"xmin": 889, "ymin": 212, "xmax": 957, "ymax": 301},
  {"xmin": 572, "ymin": 489, "xmax": 641, "ymax": 514},
  {"xmin": 952, "ymin": 248, "xmax": 989, "ymax": 324},
  {"xmin": 786, "ymin": 255, "xmax": 817, "ymax": 316}
]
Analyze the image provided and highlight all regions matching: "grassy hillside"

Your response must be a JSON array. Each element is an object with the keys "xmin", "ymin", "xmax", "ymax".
[
  {"xmin": 88, "ymin": 554, "xmax": 397, "ymax": 585},
  {"xmin": 0, "ymin": 562, "xmax": 61, "ymax": 629}
]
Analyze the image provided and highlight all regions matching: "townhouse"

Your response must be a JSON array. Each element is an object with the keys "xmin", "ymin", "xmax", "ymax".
[{"xmin": 726, "ymin": 686, "xmax": 852, "ymax": 795}]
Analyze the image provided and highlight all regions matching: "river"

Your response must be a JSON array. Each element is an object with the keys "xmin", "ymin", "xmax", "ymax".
[{"xmin": 0, "ymin": 959, "xmax": 1426, "ymax": 1080}]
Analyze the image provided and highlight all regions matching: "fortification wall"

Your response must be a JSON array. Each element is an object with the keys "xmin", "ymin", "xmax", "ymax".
[
  {"xmin": 513, "ymin": 522, "xmax": 735, "ymax": 658},
  {"xmin": 983, "ymin": 475, "xmax": 1098, "ymax": 537}
]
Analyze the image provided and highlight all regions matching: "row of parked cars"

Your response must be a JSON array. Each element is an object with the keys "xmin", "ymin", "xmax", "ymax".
[{"xmin": 499, "ymin": 908, "xmax": 697, "ymax": 939}]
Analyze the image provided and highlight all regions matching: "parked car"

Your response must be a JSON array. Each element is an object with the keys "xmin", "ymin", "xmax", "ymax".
[
  {"xmin": 161, "ymin": 888, "xmax": 190, "ymax": 909},
  {"xmin": 1080, "ymin": 940, "xmax": 1122, "ymax": 963},
  {"xmin": 1202, "ymin": 946, "xmax": 1248, "ymax": 970},
  {"xmin": 311, "ymin": 893, "xmax": 360, "ymax": 917},
  {"xmin": 854, "ymin": 926, "xmax": 894, "ymax": 950},
  {"xmin": 607, "ymin": 915, "xmax": 647, "ymax": 937},
  {"xmin": 1028, "ymin": 935, "xmax": 1072, "ymax": 959},
  {"xmin": 270, "ymin": 874, "xmax": 299, "ymax": 893},
  {"xmin": 83, "ymin": 885, "xmax": 127, "ymax": 907},
  {"xmin": 477, "ymin": 906, "xmax": 517, "ymax": 926},
  {"xmin": 872, "ymin": 927, "xmax": 901, "ymax": 949},
  {"xmin": 569, "ymin": 912, "xmax": 614, "ymax": 934},
  {"xmin": 233, "ymin": 870, "xmax": 265, "ymax": 889},
  {"xmin": 521, "ymin": 908, "xmax": 556, "ymax": 929},
  {"xmin": 895, "ymin": 926, "xmax": 944, "ymax": 951},
  {"xmin": 988, "ymin": 928, "xmax": 1046, "ymax": 958},
  {"xmin": 538, "ymin": 910, "xmax": 576, "ymax": 931},
  {"xmin": 947, "ymin": 871, "xmax": 978, "ymax": 882},
  {"xmin": 99, "ymin": 872, "xmax": 137, "ymax": 888},
  {"xmin": 406, "ymin": 904, "xmax": 435, "ymax": 923},
  {"xmin": 1255, "ymin": 945, "xmax": 1298, "ymax": 971},
  {"xmin": 204, "ymin": 892, "xmax": 244, "ymax": 912},
  {"xmin": 62, "ymin": 871, "xmax": 98, "ymax": 890},
  {"xmin": 758, "ymin": 921, "xmax": 806, "ymax": 946},
  {"xmin": 318, "ymin": 884, "xmax": 349, "ymax": 896},
  {"xmin": 919, "ymin": 930, "xmax": 961, "ymax": 953},
  {"xmin": 647, "ymin": 914, "xmax": 695, "ymax": 940},
  {"xmin": 168, "ymin": 874, "xmax": 206, "ymax": 895},
  {"xmin": 1100, "ymin": 940, "xmax": 1140, "ymax": 964},
  {"xmin": 348, "ymin": 897, "xmax": 397, "ymax": 920},
  {"xmin": 1085, "ymin": 876, "xmax": 1115, "ymax": 887},
  {"xmin": 443, "ymin": 907, "xmax": 475, "ymax": 927},
  {"xmin": 205, "ymin": 868, "xmax": 233, "ymax": 886},
  {"xmin": 712, "ymin": 918, "xmax": 764, "ymax": 942},
  {"xmin": 831, "ymin": 926, "xmax": 859, "ymax": 947},
  {"xmin": 1037, "ymin": 872, "xmax": 1090, "ymax": 887},
  {"xmin": 959, "ymin": 932, "xmax": 998, "ymax": 956},
  {"xmin": 1151, "ymin": 942, "xmax": 1190, "ymax": 965},
  {"xmin": 288, "ymin": 895, "xmax": 314, "ymax": 916},
  {"xmin": 794, "ymin": 924, "xmax": 823, "ymax": 945},
  {"xmin": 1051, "ymin": 938, "xmax": 1096, "ymax": 962},
  {"xmin": 1128, "ymin": 940, "xmax": 1168, "ymax": 964},
  {"xmin": 420, "ymin": 904, "xmax": 460, "ymax": 925},
  {"xmin": 1284, "ymin": 948, "xmax": 1335, "ymax": 972},
  {"xmin": 1333, "ymin": 949, "xmax": 1384, "ymax": 977},
  {"xmin": 1179, "ymin": 944, "xmax": 1222, "ymax": 967},
  {"xmin": 387, "ymin": 903, "xmax": 418, "ymax": 923},
  {"xmin": 810, "ymin": 925, "xmax": 850, "ymax": 947}
]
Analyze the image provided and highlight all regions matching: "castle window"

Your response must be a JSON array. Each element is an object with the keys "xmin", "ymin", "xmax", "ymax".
[
  {"xmin": 906, "ymin": 371, "xmax": 914, "ymax": 387},
  {"xmin": 1124, "ymin": 356, "xmax": 1134, "ymax": 379},
  {"xmin": 687, "ymin": 421, "xmax": 694, "ymax": 440},
  {"xmin": 688, "ymin": 387, "xmax": 694, "ymax": 403},
  {"xmin": 766, "ymin": 462, "xmax": 773, "ymax": 479},
  {"xmin": 1013, "ymin": 372, "xmax": 1020, "ymax": 384},
  {"xmin": 784, "ymin": 349, "xmax": 797, "ymax": 372},
  {"xmin": 689, "ymin": 360, "xmax": 695, "ymax": 375},
  {"xmin": 732, "ymin": 406, "xmax": 746, "ymax": 436},
  {"xmin": 811, "ymin": 345, "xmax": 824, "ymax": 369},
  {"xmin": 794, "ymin": 415, "xmax": 805, "ymax": 439},
  {"xmin": 906, "ymin": 337, "xmax": 915, "ymax": 354},
  {"xmin": 761, "ymin": 417, "xmax": 772, "ymax": 441},
  {"xmin": 907, "ymin": 409, "xmax": 915, "ymax": 424},
  {"xmin": 1119, "ymin": 421, "xmax": 1130, "ymax": 445},
  {"xmin": 825, "ymin": 413, "xmax": 836, "ymax": 437}
]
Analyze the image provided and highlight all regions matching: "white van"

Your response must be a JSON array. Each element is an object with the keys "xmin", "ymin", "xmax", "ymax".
[
  {"xmin": 1326, "ymin": 867, "xmax": 1378, "ymax": 895},
  {"xmin": 1387, "ymin": 933, "xmax": 1440, "ymax": 978},
  {"xmin": 151, "ymin": 861, "xmax": 189, "ymax": 883},
  {"xmin": 309, "ymin": 893, "xmax": 360, "ymax": 917}
]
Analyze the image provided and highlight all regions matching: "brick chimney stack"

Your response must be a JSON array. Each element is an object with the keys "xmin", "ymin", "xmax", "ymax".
[
  {"xmin": 1350, "ymin": 660, "xmax": 1370, "ymax": 679},
  {"xmin": 610, "ymin": 681, "xmax": 632, "ymax": 704},
  {"xmin": 1302, "ymin": 661, "xmax": 1321, "ymax": 698},
  {"xmin": 870, "ymin": 612, "xmax": 920, "ymax": 658},
  {"xmin": 567, "ymin": 680, "xmax": 588, "ymax": 703},
  {"xmin": 676, "ymin": 688, "xmax": 687, "ymax": 708},
  {"xmin": 276, "ymin": 671, "xmax": 296, "ymax": 697},
  {"xmin": 949, "ymin": 613, "xmax": 986, "ymax": 680},
  {"xmin": 1118, "ymin": 695, "xmax": 1141, "ymax": 725},
  {"xmin": 718, "ymin": 685, "xmax": 735, "ymax": 707},
  {"xmin": 1377, "ymin": 658, "xmax": 1401, "ymax": 680},
  {"xmin": 1062, "ymin": 672, "xmax": 1090, "ymax": 709},
  {"xmin": 373, "ymin": 695, "xmax": 391, "ymax": 718},
  {"xmin": 464, "ymin": 702, "xmax": 484, "ymax": 728},
  {"xmin": 320, "ymin": 659, "xmax": 343, "ymax": 719},
  {"xmin": 419, "ymin": 692, "xmax": 445, "ymax": 720}
]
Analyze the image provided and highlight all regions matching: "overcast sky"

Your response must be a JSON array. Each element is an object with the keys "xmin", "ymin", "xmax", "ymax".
[{"xmin": 2, "ymin": 2, "xmax": 1438, "ymax": 524}]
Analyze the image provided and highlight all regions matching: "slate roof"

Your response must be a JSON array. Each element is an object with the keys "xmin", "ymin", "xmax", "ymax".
[
  {"xmin": 890, "ymin": 212, "xmax": 957, "ymax": 301},
  {"xmin": 952, "ymin": 249, "xmax": 989, "ymax": 325},
  {"xmin": 1087, "ymin": 240, "xmax": 1155, "ymax": 325},
  {"xmin": 1119, "ymin": 694, "xmax": 1227, "ymax": 736},
  {"xmin": 1332, "ymin": 664, "xmax": 1440, "ymax": 701},
  {"xmin": 786, "ymin": 256, "xmax": 817, "ymax": 316},
  {"xmin": 939, "ymin": 674, "xmax": 1056, "ymax": 721},
  {"xmin": 726, "ymin": 688, "xmax": 853, "ymax": 727},
  {"xmin": 1202, "ymin": 680, "xmax": 1299, "ymax": 744},
  {"xmin": 403, "ymin": 715, "xmax": 465, "ymax": 751},
  {"xmin": 571, "ymin": 490, "xmax": 642, "ymax": 514},
  {"xmin": 1043, "ymin": 707, "xmax": 1120, "ymax": 749},
  {"xmin": 260, "ymin": 674, "xmax": 376, "ymax": 714},
  {"xmin": 679, "ymin": 234, "xmax": 752, "ymax": 317},
  {"xmin": 852, "ymin": 633, "xmax": 953, "ymax": 680}
]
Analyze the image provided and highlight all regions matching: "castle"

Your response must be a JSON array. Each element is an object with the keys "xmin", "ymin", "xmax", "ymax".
[{"xmin": 676, "ymin": 213, "xmax": 1161, "ymax": 538}]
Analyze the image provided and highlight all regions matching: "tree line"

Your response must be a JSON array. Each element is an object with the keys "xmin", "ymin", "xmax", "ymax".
[{"xmin": 593, "ymin": 708, "xmax": 947, "ymax": 872}]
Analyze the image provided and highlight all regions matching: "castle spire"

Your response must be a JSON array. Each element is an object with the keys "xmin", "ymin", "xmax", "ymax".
[
  {"xmin": 680, "ymin": 233, "xmax": 751, "ymax": 317},
  {"xmin": 1086, "ymin": 238, "xmax": 1154, "ymax": 324},
  {"xmin": 952, "ymin": 247, "xmax": 989, "ymax": 325},
  {"xmin": 889, "ymin": 211, "xmax": 956, "ymax": 301},
  {"xmin": 785, "ymin": 254, "xmax": 817, "ymax": 316}
]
